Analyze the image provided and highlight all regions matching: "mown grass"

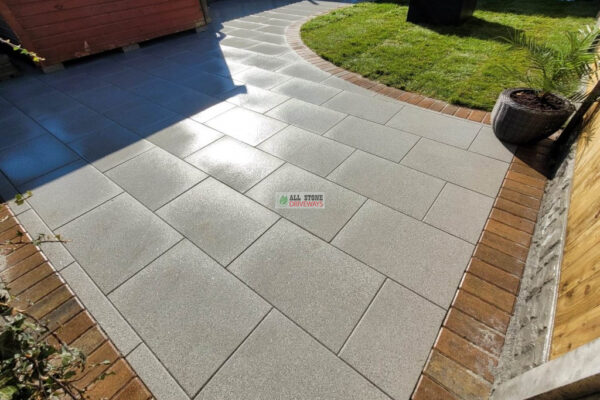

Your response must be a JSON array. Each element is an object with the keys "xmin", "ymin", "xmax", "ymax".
[{"xmin": 301, "ymin": 0, "xmax": 598, "ymax": 110}]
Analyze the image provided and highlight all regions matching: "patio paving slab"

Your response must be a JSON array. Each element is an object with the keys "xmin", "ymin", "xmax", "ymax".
[
  {"xmin": 68, "ymin": 123, "xmax": 154, "ymax": 172},
  {"xmin": 229, "ymin": 220, "xmax": 384, "ymax": 352},
  {"xmin": 157, "ymin": 178, "xmax": 279, "ymax": 265},
  {"xmin": 196, "ymin": 310, "xmax": 391, "ymax": 400},
  {"xmin": 469, "ymin": 126, "xmax": 517, "ymax": 163},
  {"xmin": 206, "ymin": 106, "xmax": 287, "ymax": 146},
  {"xmin": 386, "ymin": 106, "xmax": 480, "ymax": 149},
  {"xmin": 424, "ymin": 183, "xmax": 494, "ymax": 244},
  {"xmin": 277, "ymin": 62, "xmax": 332, "ymax": 83},
  {"xmin": 220, "ymin": 84, "xmax": 289, "ymax": 113},
  {"xmin": 340, "ymin": 280, "xmax": 445, "ymax": 400},
  {"xmin": 23, "ymin": 160, "xmax": 122, "ymax": 229},
  {"xmin": 332, "ymin": 200, "xmax": 473, "ymax": 307},
  {"xmin": 246, "ymin": 163, "xmax": 365, "ymax": 241},
  {"xmin": 186, "ymin": 136, "xmax": 283, "ymax": 193},
  {"xmin": 106, "ymin": 147, "xmax": 207, "ymax": 211},
  {"xmin": 258, "ymin": 125, "xmax": 353, "ymax": 177},
  {"xmin": 144, "ymin": 118, "xmax": 223, "ymax": 158},
  {"xmin": 323, "ymin": 91, "xmax": 403, "ymax": 124},
  {"xmin": 271, "ymin": 77, "xmax": 341, "ymax": 105},
  {"xmin": 0, "ymin": 111, "xmax": 49, "ymax": 150},
  {"xmin": 266, "ymin": 98, "xmax": 346, "ymax": 134},
  {"xmin": 328, "ymin": 151, "xmax": 445, "ymax": 220},
  {"xmin": 0, "ymin": 134, "xmax": 80, "ymax": 186},
  {"xmin": 233, "ymin": 66, "xmax": 293, "ymax": 87},
  {"xmin": 111, "ymin": 240, "xmax": 270, "ymax": 396},
  {"xmin": 401, "ymin": 138, "xmax": 508, "ymax": 197},
  {"xmin": 57, "ymin": 193, "xmax": 182, "ymax": 293},
  {"xmin": 324, "ymin": 116, "xmax": 419, "ymax": 162}
]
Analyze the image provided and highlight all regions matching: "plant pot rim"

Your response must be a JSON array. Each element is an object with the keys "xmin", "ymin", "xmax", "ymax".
[{"xmin": 500, "ymin": 88, "xmax": 575, "ymax": 115}]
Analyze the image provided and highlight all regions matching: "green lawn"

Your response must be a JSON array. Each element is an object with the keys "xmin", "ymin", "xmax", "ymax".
[{"xmin": 301, "ymin": 0, "xmax": 598, "ymax": 111}]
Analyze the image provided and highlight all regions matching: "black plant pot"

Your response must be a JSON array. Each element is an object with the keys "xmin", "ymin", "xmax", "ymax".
[
  {"xmin": 407, "ymin": 0, "xmax": 477, "ymax": 25},
  {"xmin": 491, "ymin": 88, "xmax": 575, "ymax": 144}
]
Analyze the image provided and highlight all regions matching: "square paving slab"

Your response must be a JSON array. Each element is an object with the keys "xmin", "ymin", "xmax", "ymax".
[
  {"xmin": 197, "ymin": 311, "xmax": 391, "ymax": 400},
  {"xmin": 111, "ymin": 240, "xmax": 270, "ymax": 396},
  {"xmin": 333, "ymin": 200, "xmax": 473, "ymax": 307},
  {"xmin": 229, "ymin": 220, "xmax": 384, "ymax": 352},
  {"xmin": 57, "ymin": 193, "xmax": 182, "ymax": 293},
  {"xmin": 157, "ymin": 178, "xmax": 279, "ymax": 265}
]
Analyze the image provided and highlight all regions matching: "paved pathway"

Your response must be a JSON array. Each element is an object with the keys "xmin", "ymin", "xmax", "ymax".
[{"xmin": 0, "ymin": 1, "xmax": 516, "ymax": 399}]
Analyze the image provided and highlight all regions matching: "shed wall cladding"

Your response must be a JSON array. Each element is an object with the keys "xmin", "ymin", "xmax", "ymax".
[
  {"xmin": 0, "ymin": 0, "xmax": 206, "ymax": 67},
  {"xmin": 551, "ymin": 101, "xmax": 600, "ymax": 359}
]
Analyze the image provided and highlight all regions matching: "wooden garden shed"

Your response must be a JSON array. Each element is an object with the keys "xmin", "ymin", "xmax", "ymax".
[{"xmin": 0, "ymin": 0, "xmax": 208, "ymax": 70}]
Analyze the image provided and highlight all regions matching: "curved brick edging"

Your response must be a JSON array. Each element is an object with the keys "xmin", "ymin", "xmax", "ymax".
[
  {"xmin": 411, "ymin": 140, "xmax": 553, "ymax": 399},
  {"xmin": 286, "ymin": 18, "xmax": 493, "ymax": 124},
  {"xmin": 0, "ymin": 203, "xmax": 153, "ymax": 400}
]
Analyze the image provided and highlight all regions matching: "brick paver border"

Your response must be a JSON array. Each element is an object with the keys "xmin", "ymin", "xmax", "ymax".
[
  {"xmin": 286, "ymin": 17, "xmax": 493, "ymax": 124},
  {"xmin": 412, "ymin": 139, "xmax": 553, "ymax": 399},
  {"xmin": 0, "ymin": 203, "xmax": 153, "ymax": 400}
]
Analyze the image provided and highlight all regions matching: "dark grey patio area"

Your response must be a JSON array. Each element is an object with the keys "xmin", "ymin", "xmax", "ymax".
[{"xmin": 0, "ymin": 1, "xmax": 515, "ymax": 399}]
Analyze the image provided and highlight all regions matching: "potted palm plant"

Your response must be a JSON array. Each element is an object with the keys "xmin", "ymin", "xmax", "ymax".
[{"xmin": 492, "ymin": 27, "xmax": 599, "ymax": 144}]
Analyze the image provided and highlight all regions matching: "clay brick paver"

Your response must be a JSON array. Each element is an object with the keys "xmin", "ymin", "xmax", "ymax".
[{"xmin": 0, "ymin": 1, "xmax": 552, "ymax": 399}]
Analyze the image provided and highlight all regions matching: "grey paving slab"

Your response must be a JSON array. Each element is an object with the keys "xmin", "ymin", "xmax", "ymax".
[
  {"xmin": 181, "ymin": 71, "xmax": 240, "ymax": 97},
  {"xmin": 127, "ymin": 344, "xmax": 190, "ymax": 400},
  {"xmin": 101, "ymin": 68, "xmax": 155, "ymax": 89},
  {"xmin": 340, "ymin": 280, "xmax": 445, "ymax": 400},
  {"xmin": 232, "ymin": 67, "xmax": 292, "ymax": 89},
  {"xmin": 17, "ymin": 209, "xmax": 74, "ymax": 270},
  {"xmin": 230, "ymin": 220, "xmax": 383, "ymax": 352},
  {"xmin": 61, "ymin": 263, "xmax": 141, "ymax": 355},
  {"xmin": 144, "ymin": 118, "xmax": 223, "ymax": 158},
  {"xmin": 325, "ymin": 116, "xmax": 419, "ymax": 162},
  {"xmin": 22, "ymin": 160, "xmax": 122, "ymax": 229},
  {"xmin": 0, "ymin": 173, "xmax": 30, "ymax": 216},
  {"xmin": 266, "ymin": 98, "xmax": 346, "ymax": 134},
  {"xmin": 57, "ymin": 193, "xmax": 182, "ymax": 293},
  {"xmin": 401, "ymin": 138, "xmax": 509, "ymax": 197},
  {"xmin": 228, "ymin": 28, "xmax": 287, "ymax": 45},
  {"xmin": 272, "ymin": 77, "xmax": 341, "ymax": 105},
  {"xmin": 104, "ymin": 101, "xmax": 179, "ymax": 132},
  {"xmin": 321, "ymin": 76, "xmax": 378, "ymax": 97},
  {"xmin": 157, "ymin": 178, "xmax": 278, "ymax": 265},
  {"xmin": 68, "ymin": 123, "xmax": 154, "ymax": 172},
  {"xmin": 247, "ymin": 43, "xmax": 290, "ymax": 56},
  {"xmin": 262, "ymin": 17, "xmax": 290, "ymax": 27},
  {"xmin": 332, "ymin": 200, "xmax": 473, "ymax": 307},
  {"xmin": 255, "ymin": 24, "xmax": 287, "ymax": 35},
  {"xmin": 386, "ymin": 106, "xmax": 480, "ymax": 149},
  {"xmin": 0, "ymin": 134, "xmax": 80, "ymax": 186},
  {"xmin": 38, "ymin": 105, "xmax": 115, "ymax": 143},
  {"xmin": 111, "ymin": 240, "xmax": 270, "ymax": 395},
  {"xmin": 198, "ymin": 58, "xmax": 250, "ymax": 77},
  {"xmin": 206, "ymin": 106, "xmax": 287, "ymax": 146},
  {"xmin": 197, "ymin": 310, "xmax": 391, "ymax": 400},
  {"xmin": 219, "ymin": 46, "xmax": 256, "ymax": 63},
  {"xmin": 246, "ymin": 163, "xmax": 365, "ymax": 241},
  {"xmin": 258, "ymin": 125, "xmax": 353, "ymax": 177},
  {"xmin": 277, "ymin": 62, "xmax": 332, "ymax": 83},
  {"xmin": 106, "ymin": 148, "xmax": 207, "ymax": 211},
  {"xmin": 223, "ymin": 20, "xmax": 265, "ymax": 30},
  {"xmin": 190, "ymin": 101, "xmax": 236, "ymax": 124},
  {"xmin": 424, "ymin": 183, "xmax": 494, "ymax": 244},
  {"xmin": 329, "ymin": 151, "xmax": 445, "ymax": 220},
  {"xmin": 73, "ymin": 84, "xmax": 142, "ymax": 113},
  {"xmin": 220, "ymin": 36, "xmax": 260, "ymax": 49},
  {"xmin": 221, "ymin": 85, "xmax": 289, "ymax": 113},
  {"xmin": 186, "ymin": 136, "xmax": 283, "ymax": 193},
  {"xmin": 469, "ymin": 126, "xmax": 517, "ymax": 162},
  {"xmin": 0, "ymin": 111, "xmax": 48, "ymax": 150},
  {"xmin": 323, "ymin": 91, "xmax": 403, "ymax": 124}
]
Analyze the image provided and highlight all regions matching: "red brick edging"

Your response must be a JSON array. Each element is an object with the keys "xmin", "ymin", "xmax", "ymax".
[
  {"xmin": 0, "ymin": 204, "xmax": 153, "ymax": 400},
  {"xmin": 285, "ymin": 18, "xmax": 492, "ymax": 124},
  {"xmin": 412, "ymin": 141, "xmax": 552, "ymax": 399}
]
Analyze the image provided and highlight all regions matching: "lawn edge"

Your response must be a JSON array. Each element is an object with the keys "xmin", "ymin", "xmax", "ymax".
[{"xmin": 286, "ymin": 14, "xmax": 492, "ymax": 125}]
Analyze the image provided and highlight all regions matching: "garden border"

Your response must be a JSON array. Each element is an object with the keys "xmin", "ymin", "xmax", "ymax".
[
  {"xmin": 0, "ymin": 203, "xmax": 153, "ymax": 400},
  {"xmin": 286, "ymin": 17, "xmax": 493, "ymax": 124}
]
